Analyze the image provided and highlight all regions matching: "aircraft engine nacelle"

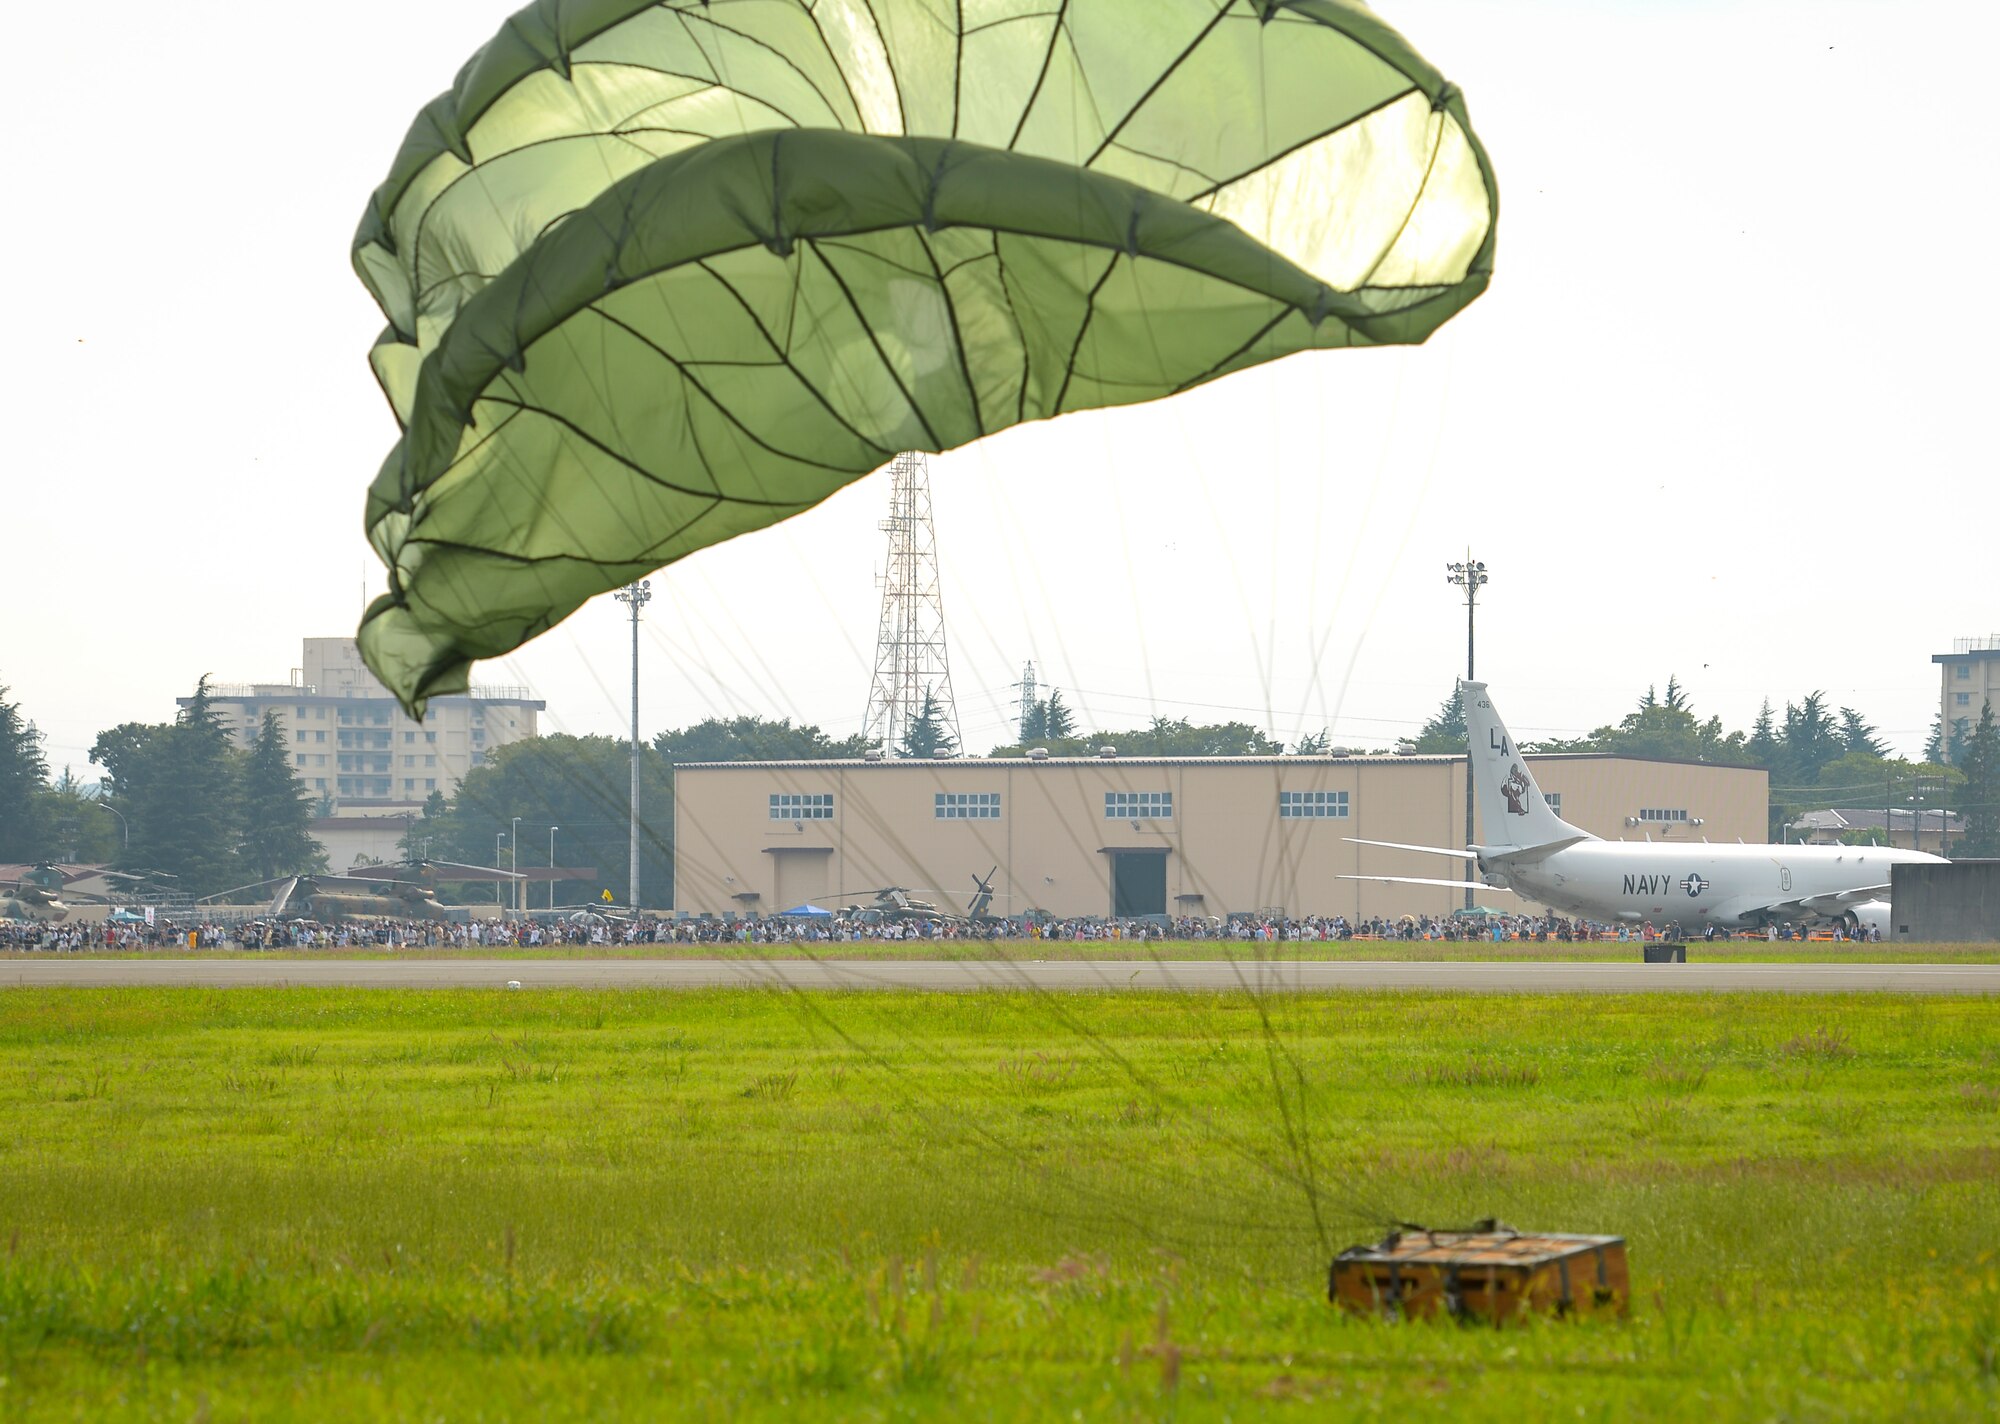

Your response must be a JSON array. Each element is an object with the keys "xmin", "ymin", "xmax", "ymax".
[{"xmin": 1840, "ymin": 900, "xmax": 1893, "ymax": 938}]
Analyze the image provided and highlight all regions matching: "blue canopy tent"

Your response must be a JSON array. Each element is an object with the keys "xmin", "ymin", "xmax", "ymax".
[{"xmin": 777, "ymin": 904, "xmax": 833, "ymax": 919}]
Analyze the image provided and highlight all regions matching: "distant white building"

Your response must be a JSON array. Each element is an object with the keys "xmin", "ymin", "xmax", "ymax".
[
  {"xmin": 180, "ymin": 638, "xmax": 544, "ymax": 868},
  {"xmin": 1935, "ymin": 634, "xmax": 2000, "ymax": 760},
  {"xmin": 1790, "ymin": 807, "xmax": 1959, "ymax": 855}
]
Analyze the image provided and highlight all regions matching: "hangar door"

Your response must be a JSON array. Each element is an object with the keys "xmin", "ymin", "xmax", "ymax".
[
  {"xmin": 1105, "ymin": 848, "xmax": 1168, "ymax": 918},
  {"xmin": 768, "ymin": 847, "xmax": 831, "ymax": 910}
]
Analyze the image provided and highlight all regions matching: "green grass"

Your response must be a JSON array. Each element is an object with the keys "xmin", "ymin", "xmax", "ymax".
[
  {"xmin": 0, "ymin": 987, "xmax": 1994, "ymax": 1419},
  {"xmin": 15, "ymin": 937, "xmax": 2000, "ymax": 962}
]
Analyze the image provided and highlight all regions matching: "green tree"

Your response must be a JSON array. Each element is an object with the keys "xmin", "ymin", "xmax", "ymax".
[
  {"xmin": 1118, "ymin": 717, "xmax": 1283, "ymax": 757},
  {"xmin": 1407, "ymin": 687, "xmax": 1467, "ymax": 754},
  {"xmin": 35, "ymin": 769, "xmax": 119, "ymax": 864},
  {"xmin": 88, "ymin": 679, "xmax": 245, "ymax": 896},
  {"xmin": 0, "ymin": 683, "xmax": 50, "ymax": 861},
  {"xmin": 1924, "ymin": 716, "xmax": 1944, "ymax": 764},
  {"xmin": 239, "ymin": 712, "xmax": 325, "ymax": 883},
  {"xmin": 1291, "ymin": 728, "xmax": 1332, "ymax": 755},
  {"xmin": 416, "ymin": 735, "xmax": 672, "ymax": 907},
  {"xmin": 1747, "ymin": 698, "xmax": 1781, "ymax": 768},
  {"xmin": 1042, "ymin": 689, "xmax": 1076, "ymax": 740},
  {"xmin": 899, "ymin": 689, "xmax": 958, "ymax": 759},
  {"xmin": 1015, "ymin": 689, "xmax": 1077, "ymax": 747},
  {"xmin": 1955, "ymin": 700, "xmax": 2000, "ymax": 858},
  {"xmin": 656, "ymin": 715, "xmax": 874, "ymax": 764},
  {"xmin": 1837, "ymin": 707, "xmax": 1890, "ymax": 760},
  {"xmin": 1048, "ymin": 692, "xmax": 1080, "ymax": 744},
  {"xmin": 1530, "ymin": 684, "xmax": 1749, "ymax": 766},
  {"xmin": 1780, "ymin": 692, "xmax": 1843, "ymax": 785}
]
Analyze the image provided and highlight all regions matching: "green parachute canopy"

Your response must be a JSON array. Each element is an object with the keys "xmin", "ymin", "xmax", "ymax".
[{"xmin": 356, "ymin": 0, "xmax": 1497, "ymax": 713}]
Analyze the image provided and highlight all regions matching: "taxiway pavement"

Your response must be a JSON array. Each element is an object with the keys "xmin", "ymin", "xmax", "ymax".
[{"xmin": 4, "ymin": 959, "xmax": 1997, "ymax": 993}]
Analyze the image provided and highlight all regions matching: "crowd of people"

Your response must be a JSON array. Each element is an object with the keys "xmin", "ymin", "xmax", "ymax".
[{"xmin": 1, "ymin": 906, "xmax": 1873, "ymax": 952}]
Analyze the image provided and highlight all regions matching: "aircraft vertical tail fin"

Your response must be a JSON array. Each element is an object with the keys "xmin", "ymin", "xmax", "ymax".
[{"xmin": 1461, "ymin": 681, "xmax": 1594, "ymax": 852}]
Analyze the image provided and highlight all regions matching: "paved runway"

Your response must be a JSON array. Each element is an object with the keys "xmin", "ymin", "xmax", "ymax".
[{"xmin": 3, "ymin": 958, "xmax": 1997, "ymax": 994}]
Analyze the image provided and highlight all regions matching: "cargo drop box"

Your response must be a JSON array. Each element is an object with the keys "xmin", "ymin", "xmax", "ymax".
[{"xmin": 1330, "ymin": 1227, "xmax": 1628, "ymax": 1324}]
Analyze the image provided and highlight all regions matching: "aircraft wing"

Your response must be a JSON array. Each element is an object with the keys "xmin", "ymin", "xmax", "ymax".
[
  {"xmin": 1796, "ymin": 884, "xmax": 1894, "ymax": 916},
  {"xmin": 1344, "ymin": 838, "xmax": 1477, "ymax": 861},
  {"xmin": 1337, "ymin": 875, "xmax": 1513, "ymax": 892}
]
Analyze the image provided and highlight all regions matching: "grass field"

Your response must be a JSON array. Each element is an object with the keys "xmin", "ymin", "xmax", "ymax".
[
  {"xmin": 13, "ymin": 937, "xmax": 2000, "ymax": 962},
  {"xmin": 0, "ymin": 986, "xmax": 1994, "ymax": 1419}
]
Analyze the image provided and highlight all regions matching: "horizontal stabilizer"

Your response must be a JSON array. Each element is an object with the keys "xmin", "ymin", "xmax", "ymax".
[
  {"xmin": 1482, "ymin": 835, "xmax": 1592, "ymax": 865},
  {"xmin": 1344, "ymin": 838, "xmax": 1477, "ymax": 861},
  {"xmin": 1337, "ymin": 874, "xmax": 1514, "ymax": 893}
]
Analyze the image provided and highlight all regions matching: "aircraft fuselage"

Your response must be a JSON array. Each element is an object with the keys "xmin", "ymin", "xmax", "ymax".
[{"xmin": 1490, "ymin": 840, "xmax": 1942, "ymax": 928}]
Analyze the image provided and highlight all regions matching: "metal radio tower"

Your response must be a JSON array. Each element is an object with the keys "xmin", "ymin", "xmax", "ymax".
[
  {"xmin": 861, "ymin": 452, "xmax": 961, "ymax": 756},
  {"xmin": 1017, "ymin": 659, "xmax": 1038, "ymax": 743}
]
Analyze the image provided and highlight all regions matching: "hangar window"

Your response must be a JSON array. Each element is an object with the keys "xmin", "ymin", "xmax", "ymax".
[
  {"xmin": 1279, "ymin": 790, "xmax": 1348, "ymax": 819},
  {"xmin": 770, "ymin": 793, "xmax": 834, "ymax": 821},
  {"xmin": 935, "ymin": 792, "xmax": 1000, "ymax": 819},
  {"xmin": 1958, "ymin": 665, "xmax": 1972, "ymax": 679},
  {"xmin": 1105, "ymin": 791, "xmax": 1172, "ymax": 820},
  {"xmin": 1544, "ymin": 793, "xmax": 1561, "ymax": 816},
  {"xmin": 1957, "ymin": 692, "xmax": 1972, "ymax": 706},
  {"xmin": 1638, "ymin": 808, "xmax": 1689, "ymax": 823}
]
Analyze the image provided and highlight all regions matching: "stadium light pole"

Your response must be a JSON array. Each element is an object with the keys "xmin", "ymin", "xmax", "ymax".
[
  {"xmin": 510, "ymin": 816, "xmax": 522, "ymax": 914},
  {"xmin": 96, "ymin": 801, "xmax": 129, "ymax": 849},
  {"xmin": 1446, "ymin": 552, "xmax": 1489, "ymax": 911},
  {"xmin": 613, "ymin": 579, "xmax": 653, "ymax": 911},
  {"xmin": 548, "ymin": 825, "xmax": 559, "ymax": 911}
]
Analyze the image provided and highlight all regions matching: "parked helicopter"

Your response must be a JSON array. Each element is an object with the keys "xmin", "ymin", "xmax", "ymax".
[
  {"xmin": 836, "ymin": 886, "xmax": 967, "ymax": 926},
  {"xmin": 1, "ymin": 863, "xmax": 156, "ymax": 923},
  {"xmin": 1, "ymin": 863, "xmax": 74, "ymax": 923},
  {"xmin": 836, "ymin": 872, "xmax": 1012, "ymax": 927},
  {"xmin": 219, "ymin": 859, "xmax": 521, "ymax": 924}
]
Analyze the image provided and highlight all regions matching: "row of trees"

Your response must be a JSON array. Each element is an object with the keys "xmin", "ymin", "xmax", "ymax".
[
  {"xmin": 0, "ymin": 686, "xmax": 112, "ymax": 864},
  {"xmin": 0, "ymin": 680, "xmax": 324, "ymax": 894},
  {"xmin": 8, "ymin": 673, "xmax": 1997, "ymax": 906}
]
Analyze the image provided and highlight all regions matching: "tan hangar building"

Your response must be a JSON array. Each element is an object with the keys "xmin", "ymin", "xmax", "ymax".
[{"xmin": 673, "ymin": 752, "xmax": 1768, "ymax": 920}]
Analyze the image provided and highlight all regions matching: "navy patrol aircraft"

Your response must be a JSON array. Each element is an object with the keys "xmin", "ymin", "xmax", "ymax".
[{"xmin": 1343, "ymin": 681, "xmax": 1944, "ymax": 936}]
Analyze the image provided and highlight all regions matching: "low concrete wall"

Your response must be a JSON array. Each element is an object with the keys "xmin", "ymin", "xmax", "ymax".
[{"xmin": 1892, "ymin": 861, "xmax": 2000, "ymax": 942}]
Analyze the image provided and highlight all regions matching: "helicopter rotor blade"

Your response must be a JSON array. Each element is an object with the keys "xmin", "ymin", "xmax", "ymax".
[
  {"xmin": 426, "ymin": 859, "xmax": 524, "ymax": 880},
  {"xmin": 197, "ymin": 876, "xmax": 303, "ymax": 904}
]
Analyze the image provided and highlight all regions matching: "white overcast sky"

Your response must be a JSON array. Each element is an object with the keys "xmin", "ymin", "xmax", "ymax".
[{"xmin": 8, "ymin": 0, "xmax": 1995, "ymax": 773}]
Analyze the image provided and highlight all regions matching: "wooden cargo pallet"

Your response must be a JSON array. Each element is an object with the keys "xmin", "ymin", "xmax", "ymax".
[{"xmin": 1330, "ymin": 1224, "xmax": 1628, "ymax": 1324}]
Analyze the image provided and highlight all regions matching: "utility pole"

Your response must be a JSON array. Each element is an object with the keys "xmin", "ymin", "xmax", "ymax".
[
  {"xmin": 1446, "ymin": 552, "xmax": 1489, "ymax": 911},
  {"xmin": 613, "ymin": 579, "xmax": 653, "ymax": 910},
  {"xmin": 510, "ymin": 816, "xmax": 521, "ymax": 915},
  {"xmin": 549, "ymin": 825, "xmax": 559, "ymax": 911}
]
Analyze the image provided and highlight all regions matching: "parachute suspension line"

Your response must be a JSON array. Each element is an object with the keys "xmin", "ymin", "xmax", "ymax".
[{"xmin": 861, "ymin": 452, "xmax": 961, "ymax": 757}]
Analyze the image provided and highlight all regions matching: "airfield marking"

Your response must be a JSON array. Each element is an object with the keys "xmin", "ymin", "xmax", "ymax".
[{"xmin": 3, "ymin": 959, "xmax": 1999, "ymax": 993}]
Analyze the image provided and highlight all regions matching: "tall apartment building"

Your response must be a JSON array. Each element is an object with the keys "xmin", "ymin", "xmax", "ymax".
[
  {"xmin": 182, "ymin": 638, "xmax": 544, "ymax": 811},
  {"xmin": 1934, "ymin": 635, "xmax": 2000, "ymax": 761}
]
